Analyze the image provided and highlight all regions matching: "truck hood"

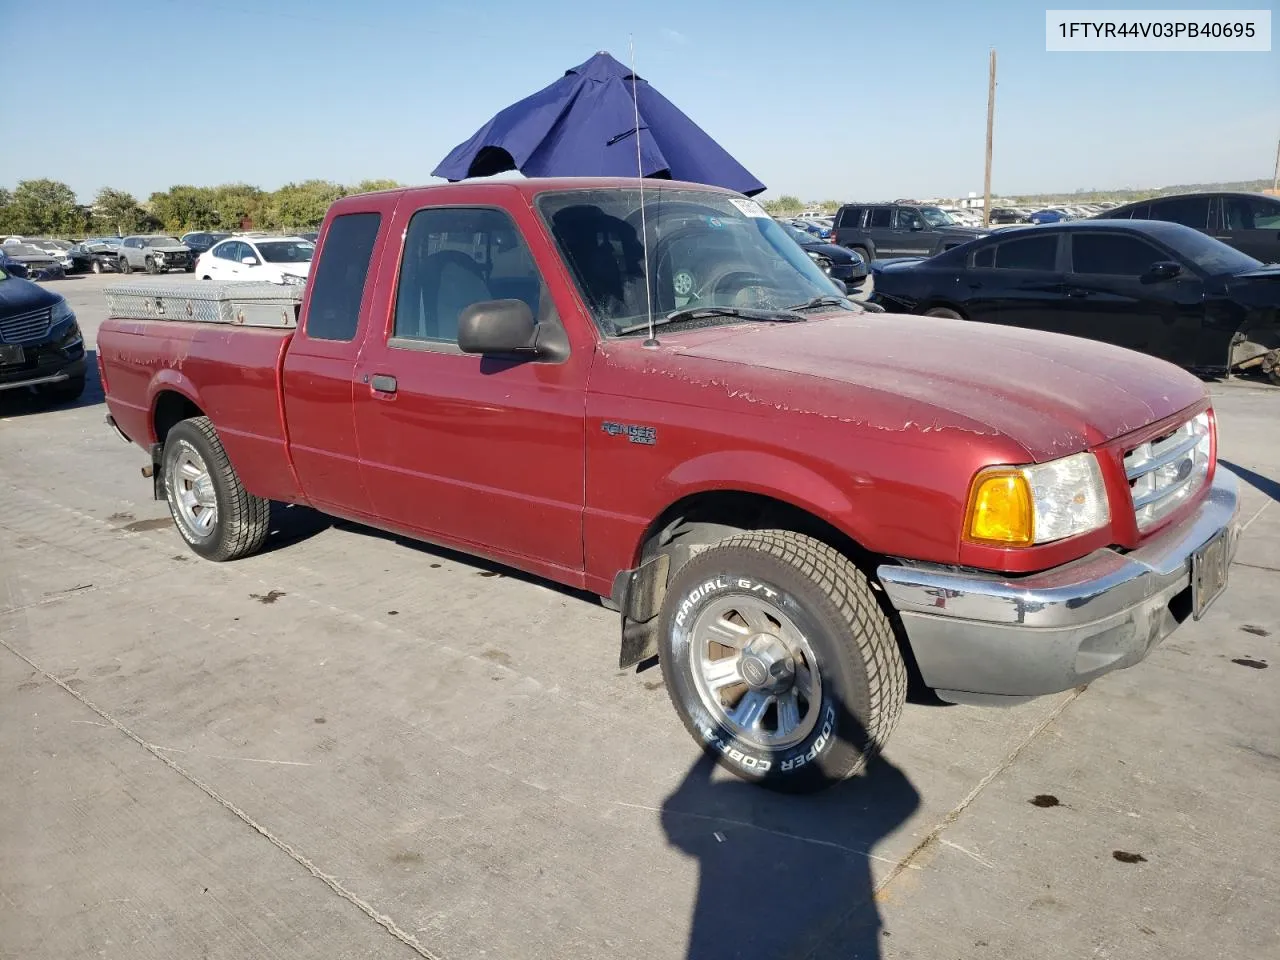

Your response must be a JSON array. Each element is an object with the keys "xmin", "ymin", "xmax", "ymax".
[{"xmin": 667, "ymin": 313, "xmax": 1205, "ymax": 462}]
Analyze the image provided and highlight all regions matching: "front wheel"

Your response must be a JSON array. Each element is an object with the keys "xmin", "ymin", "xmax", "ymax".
[
  {"xmin": 924, "ymin": 306, "xmax": 964, "ymax": 320},
  {"xmin": 118, "ymin": 257, "xmax": 131, "ymax": 275},
  {"xmin": 1261, "ymin": 348, "xmax": 1280, "ymax": 387},
  {"xmin": 657, "ymin": 531, "xmax": 906, "ymax": 792},
  {"xmin": 144, "ymin": 256, "xmax": 158, "ymax": 275},
  {"xmin": 162, "ymin": 416, "xmax": 270, "ymax": 561},
  {"xmin": 91, "ymin": 259, "xmax": 103, "ymax": 275}
]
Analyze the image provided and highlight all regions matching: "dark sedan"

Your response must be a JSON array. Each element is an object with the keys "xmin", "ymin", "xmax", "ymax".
[
  {"xmin": 0, "ymin": 262, "xmax": 86, "ymax": 402},
  {"xmin": 780, "ymin": 222, "xmax": 871, "ymax": 298},
  {"xmin": 870, "ymin": 220, "xmax": 1280, "ymax": 383}
]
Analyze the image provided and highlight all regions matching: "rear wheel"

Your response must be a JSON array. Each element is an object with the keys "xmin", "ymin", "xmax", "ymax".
[
  {"xmin": 162, "ymin": 417, "xmax": 270, "ymax": 561},
  {"xmin": 924, "ymin": 306, "xmax": 964, "ymax": 320},
  {"xmin": 657, "ymin": 530, "xmax": 906, "ymax": 792}
]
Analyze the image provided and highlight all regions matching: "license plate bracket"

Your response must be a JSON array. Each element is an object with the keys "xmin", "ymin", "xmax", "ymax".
[
  {"xmin": 1191, "ymin": 529, "xmax": 1230, "ymax": 620},
  {"xmin": 0, "ymin": 344, "xmax": 24, "ymax": 365}
]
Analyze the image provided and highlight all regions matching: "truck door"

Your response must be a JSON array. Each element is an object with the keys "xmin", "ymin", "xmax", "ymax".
[
  {"xmin": 352, "ymin": 193, "xmax": 589, "ymax": 575},
  {"xmin": 282, "ymin": 201, "xmax": 395, "ymax": 516}
]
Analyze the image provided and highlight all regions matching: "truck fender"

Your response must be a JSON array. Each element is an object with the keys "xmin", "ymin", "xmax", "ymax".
[
  {"xmin": 611, "ymin": 452, "xmax": 864, "ymax": 668},
  {"xmin": 146, "ymin": 368, "xmax": 206, "ymax": 442}
]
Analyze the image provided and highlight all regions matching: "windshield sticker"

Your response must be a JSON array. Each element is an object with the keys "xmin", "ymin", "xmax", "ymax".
[
  {"xmin": 728, "ymin": 197, "xmax": 770, "ymax": 219},
  {"xmin": 705, "ymin": 216, "xmax": 724, "ymax": 228}
]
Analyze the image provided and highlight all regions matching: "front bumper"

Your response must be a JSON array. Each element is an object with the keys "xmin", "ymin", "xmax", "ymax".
[
  {"xmin": 877, "ymin": 468, "xmax": 1241, "ymax": 705},
  {"xmin": 0, "ymin": 335, "xmax": 86, "ymax": 391}
]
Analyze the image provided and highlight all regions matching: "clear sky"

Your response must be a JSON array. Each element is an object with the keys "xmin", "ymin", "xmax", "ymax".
[{"xmin": 1, "ymin": 0, "xmax": 1276, "ymax": 202}]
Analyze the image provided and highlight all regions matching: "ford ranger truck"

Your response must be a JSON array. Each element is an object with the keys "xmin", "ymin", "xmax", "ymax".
[{"xmin": 97, "ymin": 179, "xmax": 1242, "ymax": 792}]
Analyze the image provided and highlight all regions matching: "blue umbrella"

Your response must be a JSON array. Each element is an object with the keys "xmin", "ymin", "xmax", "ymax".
[{"xmin": 432, "ymin": 51, "xmax": 765, "ymax": 196}]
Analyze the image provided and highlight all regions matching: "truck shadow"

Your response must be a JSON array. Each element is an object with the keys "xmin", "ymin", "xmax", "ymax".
[
  {"xmin": 663, "ymin": 702, "xmax": 920, "ymax": 960},
  {"xmin": 262, "ymin": 502, "xmax": 602, "ymax": 604},
  {"xmin": 1220, "ymin": 460, "xmax": 1280, "ymax": 505},
  {"xmin": 0, "ymin": 348, "xmax": 104, "ymax": 418}
]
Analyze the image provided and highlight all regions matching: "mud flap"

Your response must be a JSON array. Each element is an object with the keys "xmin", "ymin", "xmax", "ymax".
[{"xmin": 612, "ymin": 553, "xmax": 670, "ymax": 668}]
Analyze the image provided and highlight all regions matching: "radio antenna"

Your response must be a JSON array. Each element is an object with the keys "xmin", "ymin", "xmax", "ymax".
[{"xmin": 629, "ymin": 34, "xmax": 658, "ymax": 348}]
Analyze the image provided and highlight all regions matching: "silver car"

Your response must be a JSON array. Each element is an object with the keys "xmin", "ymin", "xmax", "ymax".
[{"xmin": 117, "ymin": 235, "xmax": 194, "ymax": 274}]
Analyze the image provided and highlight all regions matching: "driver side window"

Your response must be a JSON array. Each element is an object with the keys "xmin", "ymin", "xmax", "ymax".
[
  {"xmin": 894, "ymin": 208, "xmax": 921, "ymax": 229},
  {"xmin": 393, "ymin": 207, "xmax": 544, "ymax": 346}
]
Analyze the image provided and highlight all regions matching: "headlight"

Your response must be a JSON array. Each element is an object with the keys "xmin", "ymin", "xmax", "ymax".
[
  {"xmin": 153, "ymin": 251, "xmax": 166, "ymax": 260},
  {"xmin": 279, "ymin": 272, "xmax": 306, "ymax": 286},
  {"xmin": 964, "ymin": 452, "xmax": 1109, "ymax": 546},
  {"xmin": 51, "ymin": 299, "xmax": 74, "ymax": 325}
]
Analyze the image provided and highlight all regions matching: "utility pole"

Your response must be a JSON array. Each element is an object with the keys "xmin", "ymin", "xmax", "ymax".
[
  {"xmin": 1273, "ymin": 135, "xmax": 1280, "ymax": 194},
  {"xmin": 983, "ymin": 48, "xmax": 996, "ymax": 227}
]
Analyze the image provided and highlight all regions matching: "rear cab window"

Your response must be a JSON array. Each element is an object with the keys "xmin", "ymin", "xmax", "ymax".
[{"xmin": 305, "ymin": 212, "xmax": 382, "ymax": 341}]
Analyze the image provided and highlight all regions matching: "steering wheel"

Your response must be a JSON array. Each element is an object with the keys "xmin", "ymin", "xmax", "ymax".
[{"xmin": 707, "ymin": 269, "xmax": 784, "ymax": 309}]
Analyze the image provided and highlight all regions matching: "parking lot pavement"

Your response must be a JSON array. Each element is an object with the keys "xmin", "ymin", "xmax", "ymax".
[{"xmin": 2, "ymin": 273, "xmax": 1277, "ymax": 960}]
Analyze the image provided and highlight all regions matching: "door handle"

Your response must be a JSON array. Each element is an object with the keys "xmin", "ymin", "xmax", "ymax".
[
  {"xmin": 369, "ymin": 374, "xmax": 398, "ymax": 394},
  {"xmin": 1065, "ymin": 288, "xmax": 1091, "ymax": 298}
]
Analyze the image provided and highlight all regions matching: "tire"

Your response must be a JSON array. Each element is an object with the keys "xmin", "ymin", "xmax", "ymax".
[
  {"xmin": 37, "ymin": 373, "xmax": 85, "ymax": 404},
  {"xmin": 657, "ymin": 530, "xmax": 906, "ymax": 792},
  {"xmin": 162, "ymin": 416, "xmax": 270, "ymax": 562},
  {"xmin": 91, "ymin": 260, "xmax": 103, "ymax": 275},
  {"xmin": 185, "ymin": 264, "xmax": 196, "ymax": 273},
  {"xmin": 144, "ymin": 256, "xmax": 158, "ymax": 275},
  {"xmin": 851, "ymin": 246, "xmax": 871, "ymax": 265},
  {"xmin": 924, "ymin": 306, "xmax": 964, "ymax": 320},
  {"xmin": 118, "ymin": 256, "xmax": 131, "ymax": 275}
]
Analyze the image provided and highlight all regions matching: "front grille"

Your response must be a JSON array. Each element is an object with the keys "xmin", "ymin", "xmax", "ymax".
[
  {"xmin": 1124, "ymin": 413, "xmax": 1212, "ymax": 531},
  {"xmin": 0, "ymin": 307, "xmax": 52, "ymax": 343}
]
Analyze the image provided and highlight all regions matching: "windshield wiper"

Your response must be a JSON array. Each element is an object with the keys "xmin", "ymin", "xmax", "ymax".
[
  {"xmin": 616, "ymin": 305, "xmax": 805, "ymax": 335},
  {"xmin": 784, "ymin": 294, "xmax": 851, "ymax": 312}
]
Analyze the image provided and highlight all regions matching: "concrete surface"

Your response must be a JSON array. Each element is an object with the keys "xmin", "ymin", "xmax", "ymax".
[{"xmin": 2, "ymin": 273, "xmax": 1277, "ymax": 960}]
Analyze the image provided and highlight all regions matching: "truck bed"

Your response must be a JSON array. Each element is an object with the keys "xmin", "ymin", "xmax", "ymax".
[{"xmin": 99, "ymin": 316, "xmax": 304, "ymax": 504}]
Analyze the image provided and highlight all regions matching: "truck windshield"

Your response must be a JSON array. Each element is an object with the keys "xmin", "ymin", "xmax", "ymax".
[
  {"xmin": 919, "ymin": 207, "xmax": 954, "ymax": 227},
  {"xmin": 536, "ymin": 187, "xmax": 848, "ymax": 336}
]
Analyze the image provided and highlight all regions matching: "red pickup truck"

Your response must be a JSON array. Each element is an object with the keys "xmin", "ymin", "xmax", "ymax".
[{"xmin": 99, "ymin": 178, "xmax": 1242, "ymax": 791}]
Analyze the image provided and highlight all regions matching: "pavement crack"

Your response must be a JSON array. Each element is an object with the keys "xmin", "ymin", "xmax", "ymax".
[
  {"xmin": 1234, "ymin": 561, "xmax": 1280, "ymax": 574},
  {"xmin": 0, "ymin": 636, "xmax": 443, "ymax": 960}
]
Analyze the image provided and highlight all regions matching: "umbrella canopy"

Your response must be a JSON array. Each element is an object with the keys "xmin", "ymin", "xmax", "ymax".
[{"xmin": 432, "ymin": 52, "xmax": 765, "ymax": 196}]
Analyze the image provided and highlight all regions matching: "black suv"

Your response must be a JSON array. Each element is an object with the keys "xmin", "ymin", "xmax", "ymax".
[
  {"xmin": 832, "ymin": 202, "xmax": 988, "ymax": 262},
  {"xmin": 1094, "ymin": 192, "xmax": 1280, "ymax": 264}
]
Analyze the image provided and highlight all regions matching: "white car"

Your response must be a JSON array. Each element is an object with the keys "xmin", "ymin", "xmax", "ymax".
[{"xmin": 195, "ymin": 235, "xmax": 315, "ymax": 285}]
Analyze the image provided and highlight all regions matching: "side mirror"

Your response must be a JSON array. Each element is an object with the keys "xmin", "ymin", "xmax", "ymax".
[
  {"xmin": 241, "ymin": 256, "xmax": 258, "ymax": 266},
  {"xmin": 909, "ymin": 221, "xmax": 923, "ymax": 231},
  {"xmin": 1142, "ymin": 261, "xmax": 1182, "ymax": 283},
  {"xmin": 458, "ymin": 299, "xmax": 537, "ymax": 355}
]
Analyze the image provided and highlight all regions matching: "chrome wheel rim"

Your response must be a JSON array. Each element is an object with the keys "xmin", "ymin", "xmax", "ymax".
[
  {"xmin": 170, "ymin": 444, "xmax": 218, "ymax": 538},
  {"xmin": 672, "ymin": 270, "xmax": 694, "ymax": 297},
  {"xmin": 688, "ymin": 593, "xmax": 822, "ymax": 749}
]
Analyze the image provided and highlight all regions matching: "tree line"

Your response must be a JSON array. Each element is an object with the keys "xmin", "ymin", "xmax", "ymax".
[{"xmin": 0, "ymin": 178, "xmax": 402, "ymax": 238}]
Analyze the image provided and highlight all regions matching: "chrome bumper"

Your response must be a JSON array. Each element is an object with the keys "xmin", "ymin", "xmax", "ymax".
[{"xmin": 876, "ymin": 468, "xmax": 1242, "ymax": 705}]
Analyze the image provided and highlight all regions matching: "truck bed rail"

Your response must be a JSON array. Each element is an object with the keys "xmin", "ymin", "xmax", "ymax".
[{"xmin": 105, "ymin": 281, "xmax": 302, "ymax": 328}]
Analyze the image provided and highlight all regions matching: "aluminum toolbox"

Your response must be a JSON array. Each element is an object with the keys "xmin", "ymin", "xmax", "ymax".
[{"xmin": 104, "ymin": 281, "xmax": 302, "ymax": 328}]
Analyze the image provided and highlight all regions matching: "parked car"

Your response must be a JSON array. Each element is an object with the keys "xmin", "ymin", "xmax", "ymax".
[
  {"xmin": 0, "ymin": 248, "xmax": 30, "ymax": 278},
  {"xmin": 989, "ymin": 208, "xmax": 1028, "ymax": 224},
  {"xmin": 1027, "ymin": 209, "xmax": 1068, "ymax": 224},
  {"xmin": 870, "ymin": 219, "xmax": 1280, "ymax": 382},
  {"xmin": 22, "ymin": 238, "xmax": 99, "ymax": 274},
  {"xmin": 181, "ymin": 231, "xmax": 233, "ymax": 259},
  {"xmin": 0, "ymin": 243, "xmax": 66, "ymax": 281},
  {"xmin": 833, "ymin": 202, "xmax": 988, "ymax": 261},
  {"xmin": 779, "ymin": 221, "xmax": 871, "ymax": 298},
  {"xmin": 0, "ymin": 261, "xmax": 86, "ymax": 402},
  {"xmin": 98, "ymin": 177, "xmax": 1239, "ymax": 791},
  {"xmin": 1094, "ymin": 192, "xmax": 1280, "ymax": 265},
  {"xmin": 195, "ymin": 235, "xmax": 315, "ymax": 285},
  {"xmin": 117, "ymin": 235, "xmax": 195, "ymax": 274},
  {"xmin": 299, "ymin": 231, "xmax": 319, "ymax": 243}
]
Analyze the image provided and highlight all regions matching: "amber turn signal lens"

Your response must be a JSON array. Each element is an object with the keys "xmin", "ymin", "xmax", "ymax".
[{"xmin": 965, "ymin": 470, "xmax": 1034, "ymax": 546}]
